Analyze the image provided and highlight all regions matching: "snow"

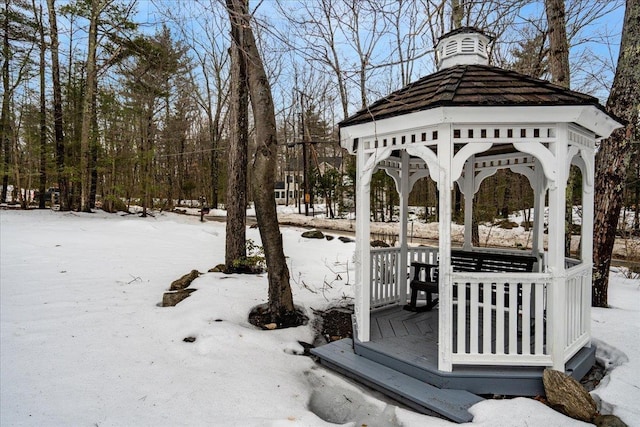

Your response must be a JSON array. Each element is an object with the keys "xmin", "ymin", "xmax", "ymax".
[{"xmin": 1, "ymin": 208, "xmax": 638, "ymax": 426}]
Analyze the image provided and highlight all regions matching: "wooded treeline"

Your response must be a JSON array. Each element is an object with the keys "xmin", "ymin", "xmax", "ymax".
[{"xmin": 2, "ymin": 0, "xmax": 633, "ymax": 216}]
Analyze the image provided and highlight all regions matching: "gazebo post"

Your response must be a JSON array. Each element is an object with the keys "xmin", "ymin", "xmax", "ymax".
[
  {"xmin": 532, "ymin": 159, "xmax": 547, "ymax": 264},
  {"xmin": 355, "ymin": 149, "xmax": 372, "ymax": 342},
  {"xmin": 547, "ymin": 126, "xmax": 569, "ymax": 371},
  {"xmin": 462, "ymin": 157, "xmax": 475, "ymax": 251},
  {"xmin": 581, "ymin": 152, "xmax": 595, "ymax": 342},
  {"xmin": 398, "ymin": 151, "xmax": 410, "ymax": 304},
  {"xmin": 438, "ymin": 128, "xmax": 454, "ymax": 372}
]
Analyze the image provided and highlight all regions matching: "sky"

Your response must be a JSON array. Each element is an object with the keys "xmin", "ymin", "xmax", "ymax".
[{"xmin": 129, "ymin": 0, "xmax": 625, "ymax": 107}]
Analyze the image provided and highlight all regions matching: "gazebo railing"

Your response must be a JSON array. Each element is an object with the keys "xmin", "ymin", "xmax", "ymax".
[
  {"xmin": 563, "ymin": 263, "xmax": 591, "ymax": 361},
  {"xmin": 369, "ymin": 248, "xmax": 590, "ymax": 367},
  {"xmin": 370, "ymin": 246, "xmax": 438, "ymax": 308},
  {"xmin": 449, "ymin": 272, "xmax": 552, "ymax": 366},
  {"xmin": 370, "ymin": 247, "xmax": 400, "ymax": 308}
]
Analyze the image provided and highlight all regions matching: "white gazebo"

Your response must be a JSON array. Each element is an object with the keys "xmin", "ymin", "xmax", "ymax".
[{"xmin": 313, "ymin": 28, "xmax": 621, "ymax": 412}]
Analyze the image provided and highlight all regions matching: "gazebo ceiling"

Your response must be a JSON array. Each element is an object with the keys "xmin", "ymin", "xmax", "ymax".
[{"xmin": 340, "ymin": 64, "xmax": 606, "ymax": 128}]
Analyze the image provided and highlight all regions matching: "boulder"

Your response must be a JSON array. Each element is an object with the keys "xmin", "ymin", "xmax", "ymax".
[
  {"xmin": 338, "ymin": 236, "xmax": 354, "ymax": 243},
  {"xmin": 302, "ymin": 230, "xmax": 325, "ymax": 239},
  {"xmin": 370, "ymin": 240, "xmax": 390, "ymax": 248},
  {"xmin": 325, "ymin": 235, "xmax": 334, "ymax": 241},
  {"xmin": 543, "ymin": 368, "xmax": 597, "ymax": 422},
  {"xmin": 170, "ymin": 269, "xmax": 201, "ymax": 291},
  {"xmin": 162, "ymin": 289, "xmax": 197, "ymax": 307},
  {"xmin": 498, "ymin": 220, "xmax": 519, "ymax": 229},
  {"xmin": 209, "ymin": 264, "xmax": 226, "ymax": 273}
]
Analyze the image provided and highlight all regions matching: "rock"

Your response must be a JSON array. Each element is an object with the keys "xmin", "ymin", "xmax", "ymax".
[
  {"xmin": 170, "ymin": 269, "xmax": 201, "ymax": 291},
  {"xmin": 264, "ymin": 323, "xmax": 277, "ymax": 330},
  {"xmin": 183, "ymin": 336, "xmax": 196, "ymax": 343},
  {"xmin": 162, "ymin": 289, "xmax": 197, "ymax": 307},
  {"xmin": 297, "ymin": 341, "xmax": 315, "ymax": 356},
  {"xmin": 593, "ymin": 414, "xmax": 628, "ymax": 427},
  {"xmin": 209, "ymin": 264, "xmax": 225, "ymax": 273},
  {"xmin": 370, "ymin": 240, "xmax": 390, "ymax": 248},
  {"xmin": 338, "ymin": 236, "xmax": 354, "ymax": 243},
  {"xmin": 302, "ymin": 230, "xmax": 324, "ymax": 239},
  {"xmin": 543, "ymin": 369, "xmax": 597, "ymax": 422},
  {"xmin": 581, "ymin": 362, "xmax": 605, "ymax": 392},
  {"xmin": 498, "ymin": 220, "xmax": 519, "ymax": 229},
  {"xmin": 325, "ymin": 235, "xmax": 334, "ymax": 241}
]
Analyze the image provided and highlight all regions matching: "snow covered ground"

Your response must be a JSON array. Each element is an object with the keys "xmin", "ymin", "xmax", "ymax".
[
  {"xmin": 1, "ymin": 209, "xmax": 638, "ymax": 426},
  {"xmin": 208, "ymin": 204, "xmax": 638, "ymax": 259}
]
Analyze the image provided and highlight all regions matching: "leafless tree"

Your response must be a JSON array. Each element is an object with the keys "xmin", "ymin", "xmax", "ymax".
[
  {"xmin": 227, "ymin": 0, "xmax": 297, "ymax": 323},
  {"xmin": 46, "ymin": 0, "xmax": 69, "ymax": 210},
  {"xmin": 78, "ymin": 0, "xmax": 104, "ymax": 212},
  {"xmin": 545, "ymin": 0, "xmax": 570, "ymax": 87},
  {"xmin": 225, "ymin": 0, "xmax": 249, "ymax": 271},
  {"xmin": 593, "ymin": 0, "xmax": 639, "ymax": 307}
]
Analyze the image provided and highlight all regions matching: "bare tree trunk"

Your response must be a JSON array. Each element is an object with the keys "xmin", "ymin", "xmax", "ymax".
[
  {"xmin": 141, "ymin": 106, "xmax": 154, "ymax": 217},
  {"xmin": 46, "ymin": 0, "xmax": 68, "ymax": 211},
  {"xmin": 544, "ymin": 0, "xmax": 570, "ymax": 88},
  {"xmin": 1, "ymin": 0, "xmax": 11, "ymax": 203},
  {"xmin": 634, "ymin": 152, "xmax": 640, "ymax": 231},
  {"xmin": 545, "ymin": 0, "xmax": 574, "ymax": 256},
  {"xmin": 451, "ymin": 0, "xmax": 463, "ymax": 29},
  {"xmin": 79, "ymin": 0, "xmax": 100, "ymax": 212},
  {"xmin": 593, "ymin": 0, "xmax": 639, "ymax": 307},
  {"xmin": 35, "ymin": 1, "xmax": 47, "ymax": 209},
  {"xmin": 228, "ymin": 0, "xmax": 295, "ymax": 322},
  {"xmin": 225, "ymin": 0, "xmax": 248, "ymax": 271},
  {"xmin": 89, "ymin": 85, "xmax": 98, "ymax": 209}
]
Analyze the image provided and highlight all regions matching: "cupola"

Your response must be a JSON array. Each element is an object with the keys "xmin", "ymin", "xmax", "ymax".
[{"xmin": 435, "ymin": 27, "xmax": 492, "ymax": 70}]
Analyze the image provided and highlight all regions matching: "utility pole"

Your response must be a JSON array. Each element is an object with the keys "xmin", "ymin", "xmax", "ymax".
[{"xmin": 298, "ymin": 92, "xmax": 310, "ymax": 216}]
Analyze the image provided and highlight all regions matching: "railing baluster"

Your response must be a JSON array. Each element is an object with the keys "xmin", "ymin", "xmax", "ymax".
[
  {"xmin": 495, "ymin": 283, "xmax": 505, "ymax": 355},
  {"xmin": 482, "ymin": 282, "xmax": 492, "ymax": 354},
  {"xmin": 457, "ymin": 282, "xmax": 466, "ymax": 354},
  {"xmin": 534, "ymin": 282, "xmax": 544, "ymax": 354},
  {"xmin": 521, "ymin": 283, "xmax": 531, "ymax": 355},
  {"xmin": 470, "ymin": 283, "xmax": 479, "ymax": 354},
  {"xmin": 509, "ymin": 284, "xmax": 518, "ymax": 354}
]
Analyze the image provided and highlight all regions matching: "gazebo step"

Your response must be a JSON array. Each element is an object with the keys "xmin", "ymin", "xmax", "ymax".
[
  {"xmin": 311, "ymin": 339, "xmax": 484, "ymax": 423},
  {"xmin": 355, "ymin": 338, "xmax": 547, "ymax": 396},
  {"xmin": 566, "ymin": 345, "xmax": 596, "ymax": 381}
]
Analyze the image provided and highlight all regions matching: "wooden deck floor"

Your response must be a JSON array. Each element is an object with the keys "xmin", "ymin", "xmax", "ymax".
[
  {"xmin": 361, "ymin": 305, "xmax": 545, "ymax": 395},
  {"xmin": 369, "ymin": 306, "xmax": 440, "ymax": 370},
  {"xmin": 370, "ymin": 304, "xmax": 542, "ymax": 358}
]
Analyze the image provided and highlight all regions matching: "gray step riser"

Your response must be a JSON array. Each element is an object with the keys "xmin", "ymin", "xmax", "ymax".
[
  {"xmin": 355, "ymin": 341, "xmax": 545, "ymax": 396},
  {"xmin": 355, "ymin": 340, "xmax": 596, "ymax": 396}
]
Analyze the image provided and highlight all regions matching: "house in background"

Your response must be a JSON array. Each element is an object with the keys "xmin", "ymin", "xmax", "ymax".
[
  {"xmin": 311, "ymin": 27, "xmax": 622, "ymax": 423},
  {"xmin": 274, "ymin": 177, "xmax": 299, "ymax": 206}
]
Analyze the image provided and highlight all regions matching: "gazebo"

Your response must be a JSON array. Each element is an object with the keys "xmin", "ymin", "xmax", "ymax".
[{"xmin": 312, "ymin": 28, "xmax": 622, "ymax": 422}]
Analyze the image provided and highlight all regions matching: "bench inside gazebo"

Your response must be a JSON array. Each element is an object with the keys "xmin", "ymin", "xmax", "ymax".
[{"xmin": 311, "ymin": 27, "xmax": 622, "ymax": 423}]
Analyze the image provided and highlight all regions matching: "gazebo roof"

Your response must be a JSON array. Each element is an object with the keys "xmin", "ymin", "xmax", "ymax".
[{"xmin": 340, "ymin": 64, "xmax": 605, "ymax": 128}]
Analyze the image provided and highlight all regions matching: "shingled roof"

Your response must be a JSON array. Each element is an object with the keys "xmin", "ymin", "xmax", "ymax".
[{"xmin": 340, "ymin": 64, "xmax": 604, "ymax": 127}]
